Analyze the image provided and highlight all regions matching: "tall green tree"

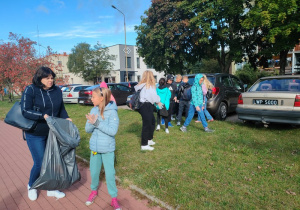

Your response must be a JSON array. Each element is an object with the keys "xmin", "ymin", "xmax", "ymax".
[
  {"xmin": 135, "ymin": 0, "xmax": 203, "ymax": 75},
  {"xmin": 180, "ymin": 0, "xmax": 252, "ymax": 73},
  {"xmin": 136, "ymin": 0, "xmax": 252, "ymax": 74},
  {"xmin": 242, "ymin": 0, "xmax": 300, "ymax": 75},
  {"xmin": 67, "ymin": 43, "xmax": 115, "ymax": 84}
]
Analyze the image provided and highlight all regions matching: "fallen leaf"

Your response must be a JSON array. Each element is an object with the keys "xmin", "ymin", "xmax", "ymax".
[
  {"xmin": 286, "ymin": 190, "xmax": 296, "ymax": 195},
  {"xmin": 257, "ymin": 166, "xmax": 262, "ymax": 169}
]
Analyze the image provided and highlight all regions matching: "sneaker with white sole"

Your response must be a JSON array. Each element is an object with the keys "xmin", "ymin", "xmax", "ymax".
[
  {"xmin": 111, "ymin": 197, "xmax": 121, "ymax": 210},
  {"xmin": 47, "ymin": 190, "xmax": 65, "ymax": 199},
  {"xmin": 156, "ymin": 124, "xmax": 160, "ymax": 131},
  {"xmin": 176, "ymin": 122, "xmax": 181, "ymax": 126},
  {"xmin": 180, "ymin": 126, "xmax": 187, "ymax": 132},
  {"xmin": 141, "ymin": 145, "xmax": 154, "ymax": 151},
  {"xmin": 28, "ymin": 185, "xmax": 37, "ymax": 201},
  {"xmin": 148, "ymin": 140, "xmax": 156, "ymax": 145},
  {"xmin": 204, "ymin": 128, "xmax": 215, "ymax": 133},
  {"xmin": 85, "ymin": 190, "xmax": 98, "ymax": 206},
  {"xmin": 165, "ymin": 128, "xmax": 169, "ymax": 134}
]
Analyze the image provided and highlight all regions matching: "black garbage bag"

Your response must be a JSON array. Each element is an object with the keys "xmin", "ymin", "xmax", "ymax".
[{"xmin": 31, "ymin": 117, "xmax": 81, "ymax": 190}]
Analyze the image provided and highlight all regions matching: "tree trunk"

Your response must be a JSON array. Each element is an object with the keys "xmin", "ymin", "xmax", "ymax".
[{"xmin": 279, "ymin": 50, "xmax": 289, "ymax": 75}]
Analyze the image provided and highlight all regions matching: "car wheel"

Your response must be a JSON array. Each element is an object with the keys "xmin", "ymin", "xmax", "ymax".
[{"xmin": 215, "ymin": 102, "xmax": 227, "ymax": 121}]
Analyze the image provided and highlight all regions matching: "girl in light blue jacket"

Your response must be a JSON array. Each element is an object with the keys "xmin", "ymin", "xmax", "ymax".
[{"xmin": 84, "ymin": 87, "xmax": 121, "ymax": 210}]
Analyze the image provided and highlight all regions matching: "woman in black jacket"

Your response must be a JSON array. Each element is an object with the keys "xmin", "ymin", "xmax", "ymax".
[{"xmin": 21, "ymin": 66, "xmax": 71, "ymax": 201}]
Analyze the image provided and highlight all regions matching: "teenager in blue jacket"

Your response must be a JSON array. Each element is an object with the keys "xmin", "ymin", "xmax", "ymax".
[
  {"xmin": 180, "ymin": 74, "xmax": 214, "ymax": 133},
  {"xmin": 21, "ymin": 66, "xmax": 71, "ymax": 201}
]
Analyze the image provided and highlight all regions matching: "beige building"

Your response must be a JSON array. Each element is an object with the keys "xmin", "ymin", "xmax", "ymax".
[{"xmin": 48, "ymin": 44, "xmax": 166, "ymax": 85}]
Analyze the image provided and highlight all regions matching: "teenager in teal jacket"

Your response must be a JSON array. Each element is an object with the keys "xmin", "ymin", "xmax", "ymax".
[
  {"xmin": 156, "ymin": 78, "xmax": 171, "ymax": 133},
  {"xmin": 180, "ymin": 74, "xmax": 214, "ymax": 133}
]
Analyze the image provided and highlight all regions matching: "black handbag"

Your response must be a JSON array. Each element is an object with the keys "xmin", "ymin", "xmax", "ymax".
[
  {"xmin": 4, "ymin": 101, "xmax": 37, "ymax": 131},
  {"xmin": 159, "ymin": 104, "xmax": 168, "ymax": 117}
]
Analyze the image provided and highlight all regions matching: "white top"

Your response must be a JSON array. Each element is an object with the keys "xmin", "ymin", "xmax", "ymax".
[{"xmin": 134, "ymin": 83, "xmax": 160, "ymax": 105}]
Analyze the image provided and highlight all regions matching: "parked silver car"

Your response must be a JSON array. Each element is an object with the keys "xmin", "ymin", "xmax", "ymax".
[{"xmin": 236, "ymin": 75, "xmax": 300, "ymax": 125}]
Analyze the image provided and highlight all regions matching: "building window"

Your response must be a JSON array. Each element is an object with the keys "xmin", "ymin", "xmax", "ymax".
[
  {"xmin": 137, "ymin": 75, "xmax": 141, "ymax": 82},
  {"xmin": 137, "ymin": 57, "xmax": 140, "ymax": 68},
  {"xmin": 147, "ymin": 64, "xmax": 154, "ymax": 69},
  {"xmin": 126, "ymin": 57, "xmax": 131, "ymax": 68},
  {"xmin": 58, "ymin": 61, "xmax": 62, "ymax": 66}
]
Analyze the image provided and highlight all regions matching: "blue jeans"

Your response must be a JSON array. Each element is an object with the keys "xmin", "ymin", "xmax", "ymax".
[
  {"xmin": 25, "ymin": 133, "xmax": 47, "ymax": 187},
  {"xmin": 198, "ymin": 97, "xmax": 213, "ymax": 121},
  {"xmin": 184, "ymin": 104, "xmax": 208, "ymax": 128}
]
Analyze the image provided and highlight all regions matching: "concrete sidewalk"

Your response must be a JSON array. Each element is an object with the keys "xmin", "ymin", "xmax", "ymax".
[{"xmin": 0, "ymin": 120, "xmax": 161, "ymax": 210}]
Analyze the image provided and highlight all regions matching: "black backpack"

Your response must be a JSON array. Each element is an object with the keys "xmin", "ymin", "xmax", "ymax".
[
  {"xmin": 129, "ymin": 86, "xmax": 144, "ymax": 110},
  {"xmin": 182, "ymin": 86, "xmax": 192, "ymax": 101}
]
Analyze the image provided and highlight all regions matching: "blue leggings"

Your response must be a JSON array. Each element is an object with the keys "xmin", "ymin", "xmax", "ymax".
[
  {"xmin": 25, "ymin": 133, "xmax": 47, "ymax": 187},
  {"xmin": 184, "ymin": 104, "xmax": 208, "ymax": 128}
]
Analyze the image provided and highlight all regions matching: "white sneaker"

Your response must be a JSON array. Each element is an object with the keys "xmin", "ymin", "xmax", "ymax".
[
  {"xmin": 47, "ymin": 190, "xmax": 65, "ymax": 199},
  {"xmin": 28, "ymin": 185, "xmax": 37, "ymax": 201},
  {"xmin": 156, "ymin": 124, "xmax": 160, "ymax": 131},
  {"xmin": 148, "ymin": 140, "xmax": 156, "ymax": 145},
  {"xmin": 141, "ymin": 145, "xmax": 154, "ymax": 151},
  {"xmin": 165, "ymin": 128, "xmax": 169, "ymax": 134}
]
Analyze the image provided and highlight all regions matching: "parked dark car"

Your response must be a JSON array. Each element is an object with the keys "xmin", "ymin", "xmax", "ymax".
[
  {"xmin": 126, "ymin": 73, "xmax": 246, "ymax": 120},
  {"xmin": 78, "ymin": 83, "xmax": 135, "ymax": 105}
]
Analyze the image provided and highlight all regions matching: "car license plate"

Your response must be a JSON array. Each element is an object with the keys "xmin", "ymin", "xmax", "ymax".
[
  {"xmin": 253, "ymin": 99, "xmax": 278, "ymax": 105},
  {"xmin": 79, "ymin": 101, "xmax": 84, "ymax": 104}
]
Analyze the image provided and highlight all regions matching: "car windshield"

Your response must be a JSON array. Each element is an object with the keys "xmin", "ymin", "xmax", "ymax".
[
  {"xmin": 63, "ymin": 87, "xmax": 73, "ymax": 92},
  {"xmin": 188, "ymin": 76, "xmax": 215, "ymax": 86},
  {"xmin": 249, "ymin": 78, "xmax": 300, "ymax": 92}
]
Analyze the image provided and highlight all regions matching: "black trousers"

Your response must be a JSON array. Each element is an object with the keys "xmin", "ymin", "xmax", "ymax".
[
  {"xmin": 177, "ymin": 100, "xmax": 190, "ymax": 122},
  {"xmin": 157, "ymin": 111, "xmax": 169, "ymax": 129},
  {"xmin": 167, "ymin": 101, "xmax": 175, "ymax": 122},
  {"xmin": 138, "ymin": 102, "xmax": 155, "ymax": 146}
]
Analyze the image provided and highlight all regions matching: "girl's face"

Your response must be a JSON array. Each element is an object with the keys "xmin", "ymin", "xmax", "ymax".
[
  {"xmin": 91, "ymin": 91, "xmax": 103, "ymax": 106},
  {"xmin": 199, "ymin": 77, "xmax": 204, "ymax": 84},
  {"xmin": 41, "ymin": 75, "xmax": 54, "ymax": 89}
]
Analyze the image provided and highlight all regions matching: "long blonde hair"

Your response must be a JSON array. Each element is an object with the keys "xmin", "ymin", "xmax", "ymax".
[
  {"xmin": 203, "ymin": 75, "xmax": 214, "ymax": 89},
  {"xmin": 138, "ymin": 70, "xmax": 156, "ymax": 88},
  {"xmin": 92, "ymin": 87, "xmax": 111, "ymax": 119}
]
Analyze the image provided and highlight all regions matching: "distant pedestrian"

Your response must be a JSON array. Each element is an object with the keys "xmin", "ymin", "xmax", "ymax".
[
  {"xmin": 156, "ymin": 78, "xmax": 171, "ymax": 134},
  {"xmin": 165, "ymin": 74, "xmax": 177, "ymax": 127},
  {"xmin": 177, "ymin": 76, "xmax": 191, "ymax": 126},
  {"xmin": 195, "ymin": 75, "xmax": 214, "ymax": 123},
  {"xmin": 135, "ymin": 71, "xmax": 162, "ymax": 151},
  {"xmin": 173, "ymin": 74, "xmax": 182, "ymax": 120},
  {"xmin": 85, "ymin": 87, "xmax": 121, "ymax": 210},
  {"xmin": 180, "ymin": 74, "xmax": 214, "ymax": 133},
  {"xmin": 21, "ymin": 66, "xmax": 71, "ymax": 201}
]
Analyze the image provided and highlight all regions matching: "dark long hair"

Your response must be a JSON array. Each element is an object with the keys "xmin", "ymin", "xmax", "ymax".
[
  {"xmin": 159, "ymin": 78, "xmax": 166, "ymax": 87},
  {"xmin": 32, "ymin": 66, "xmax": 56, "ymax": 88}
]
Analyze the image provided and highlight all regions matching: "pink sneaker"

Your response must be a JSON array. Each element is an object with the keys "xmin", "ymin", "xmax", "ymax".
[
  {"xmin": 85, "ymin": 190, "xmax": 97, "ymax": 206},
  {"xmin": 111, "ymin": 197, "xmax": 121, "ymax": 210}
]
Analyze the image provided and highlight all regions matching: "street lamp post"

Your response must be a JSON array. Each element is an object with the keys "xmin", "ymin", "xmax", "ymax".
[{"xmin": 112, "ymin": 5, "xmax": 128, "ymax": 82}]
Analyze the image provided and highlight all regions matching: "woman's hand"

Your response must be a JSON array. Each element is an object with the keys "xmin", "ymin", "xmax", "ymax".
[
  {"xmin": 86, "ymin": 113, "xmax": 98, "ymax": 124},
  {"xmin": 196, "ymin": 106, "xmax": 200, "ymax": 111},
  {"xmin": 44, "ymin": 114, "xmax": 49, "ymax": 119},
  {"xmin": 157, "ymin": 102, "xmax": 163, "ymax": 108},
  {"xmin": 66, "ymin": 118, "xmax": 72, "ymax": 121}
]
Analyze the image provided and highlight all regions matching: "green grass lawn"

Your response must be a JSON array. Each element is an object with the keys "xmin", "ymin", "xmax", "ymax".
[{"xmin": 1, "ymin": 99, "xmax": 299, "ymax": 209}]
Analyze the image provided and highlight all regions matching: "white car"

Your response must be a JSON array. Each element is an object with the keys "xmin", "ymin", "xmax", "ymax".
[
  {"xmin": 63, "ymin": 85, "xmax": 91, "ymax": 103},
  {"xmin": 236, "ymin": 75, "xmax": 300, "ymax": 125}
]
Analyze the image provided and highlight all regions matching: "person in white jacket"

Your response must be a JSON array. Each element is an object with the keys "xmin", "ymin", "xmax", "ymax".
[{"xmin": 134, "ymin": 71, "xmax": 162, "ymax": 151}]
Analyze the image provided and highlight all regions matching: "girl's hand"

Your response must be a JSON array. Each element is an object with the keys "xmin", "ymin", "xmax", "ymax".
[
  {"xmin": 86, "ymin": 113, "xmax": 98, "ymax": 124},
  {"xmin": 196, "ymin": 106, "xmax": 200, "ymax": 111},
  {"xmin": 44, "ymin": 114, "xmax": 49, "ymax": 119},
  {"xmin": 66, "ymin": 118, "xmax": 72, "ymax": 121}
]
